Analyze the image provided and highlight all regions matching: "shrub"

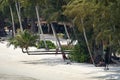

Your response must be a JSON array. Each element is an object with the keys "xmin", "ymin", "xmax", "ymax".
[
  {"xmin": 37, "ymin": 40, "xmax": 56, "ymax": 49},
  {"xmin": 61, "ymin": 45, "xmax": 74, "ymax": 50},
  {"xmin": 68, "ymin": 44, "xmax": 89, "ymax": 63},
  {"xmin": 8, "ymin": 30, "xmax": 39, "ymax": 54}
]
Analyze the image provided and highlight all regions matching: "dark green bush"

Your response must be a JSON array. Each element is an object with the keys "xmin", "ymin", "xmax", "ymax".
[
  {"xmin": 68, "ymin": 44, "xmax": 89, "ymax": 63},
  {"xmin": 37, "ymin": 40, "xmax": 56, "ymax": 49}
]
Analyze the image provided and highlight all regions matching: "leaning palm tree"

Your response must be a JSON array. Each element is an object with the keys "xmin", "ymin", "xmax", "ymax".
[
  {"xmin": 15, "ymin": 0, "xmax": 23, "ymax": 32},
  {"xmin": 8, "ymin": 30, "xmax": 39, "ymax": 54},
  {"xmin": 42, "ymin": 0, "xmax": 69, "ymax": 60},
  {"xmin": 64, "ymin": 0, "xmax": 96, "ymax": 65},
  {"xmin": 51, "ymin": 22, "xmax": 68, "ymax": 60}
]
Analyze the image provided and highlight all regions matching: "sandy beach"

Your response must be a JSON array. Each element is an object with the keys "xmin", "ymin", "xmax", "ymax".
[{"xmin": 0, "ymin": 41, "xmax": 120, "ymax": 80}]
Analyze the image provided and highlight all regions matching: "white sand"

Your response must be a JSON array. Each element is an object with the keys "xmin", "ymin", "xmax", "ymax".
[{"xmin": 0, "ymin": 41, "xmax": 120, "ymax": 80}]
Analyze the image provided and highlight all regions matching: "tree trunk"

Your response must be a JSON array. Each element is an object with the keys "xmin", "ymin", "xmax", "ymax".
[
  {"xmin": 30, "ymin": 19, "xmax": 36, "ymax": 33},
  {"xmin": 9, "ymin": 5, "xmax": 15, "ymax": 37},
  {"xmin": 50, "ymin": 23, "xmax": 59, "ymax": 48},
  {"xmin": 35, "ymin": 5, "xmax": 48, "ymax": 50},
  {"xmin": 63, "ymin": 22, "xmax": 71, "ymax": 44},
  {"xmin": 47, "ymin": 24, "xmax": 50, "ymax": 33},
  {"xmin": 51, "ymin": 23, "xmax": 67, "ymax": 60},
  {"xmin": 81, "ymin": 18, "xmax": 95, "ymax": 65},
  {"xmin": 15, "ymin": 2, "xmax": 23, "ymax": 32},
  {"xmin": 18, "ymin": 2, "xmax": 21, "ymax": 16},
  {"xmin": 72, "ymin": 25, "xmax": 79, "ymax": 42},
  {"xmin": 63, "ymin": 22, "xmax": 70, "ymax": 40}
]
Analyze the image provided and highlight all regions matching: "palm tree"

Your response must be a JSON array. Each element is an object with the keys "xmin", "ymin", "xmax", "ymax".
[
  {"xmin": 9, "ymin": 5, "xmax": 16, "ymax": 37},
  {"xmin": 0, "ymin": 0, "xmax": 16, "ymax": 36},
  {"xmin": 35, "ymin": 5, "xmax": 48, "ymax": 49},
  {"xmin": 15, "ymin": 0, "xmax": 23, "ymax": 32},
  {"xmin": 64, "ymin": 0, "xmax": 96, "ymax": 65},
  {"xmin": 8, "ymin": 30, "xmax": 38, "ymax": 54},
  {"xmin": 92, "ymin": 0, "xmax": 120, "ymax": 62},
  {"xmin": 20, "ymin": 0, "xmax": 48, "ymax": 49},
  {"xmin": 42, "ymin": 0, "xmax": 70, "ymax": 60},
  {"xmin": 51, "ymin": 22, "xmax": 68, "ymax": 60}
]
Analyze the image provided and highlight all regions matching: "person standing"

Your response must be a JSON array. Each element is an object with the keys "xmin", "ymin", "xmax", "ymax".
[{"xmin": 104, "ymin": 47, "xmax": 110, "ymax": 70}]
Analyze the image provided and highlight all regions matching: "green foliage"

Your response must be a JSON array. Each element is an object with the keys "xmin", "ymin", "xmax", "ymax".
[
  {"xmin": 1, "ymin": 0, "xmax": 120, "ymax": 61},
  {"xmin": 66, "ymin": 26, "xmax": 91, "ymax": 63},
  {"xmin": 37, "ymin": 40, "xmax": 56, "ymax": 49},
  {"xmin": 69, "ymin": 44, "xmax": 89, "ymax": 63},
  {"xmin": 61, "ymin": 45, "xmax": 74, "ymax": 50},
  {"xmin": 8, "ymin": 30, "xmax": 38, "ymax": 50}
]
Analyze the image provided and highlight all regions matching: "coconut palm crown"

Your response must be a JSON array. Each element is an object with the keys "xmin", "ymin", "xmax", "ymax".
[{"xmin": 7, "ymin": 30, "xmax": 39, "ymax": 54}]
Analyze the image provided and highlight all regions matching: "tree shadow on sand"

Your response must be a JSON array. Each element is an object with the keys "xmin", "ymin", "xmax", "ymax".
[
  {"xmin": 20, "ymin": 58, "xmax": 68, "ymax": 66},
  {"xmin": 91, "ymin": 67, "xmax": 120, "ymax": 80},
  {"xmin": 0, "ymin": 74, "xmax": 38, "ymax": 80}
]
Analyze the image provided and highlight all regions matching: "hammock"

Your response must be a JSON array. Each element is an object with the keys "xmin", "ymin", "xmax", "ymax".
[
  {"xmin": 26, "ymin": 48, "xmax": 71, "ymax": 55},
  {"xmin": 111, "ymin": 58, "xmax": 120, "ymax": 65},
  {"xmin": 28, "ymin": 51, "xmax": 70, "ymax": 55}
]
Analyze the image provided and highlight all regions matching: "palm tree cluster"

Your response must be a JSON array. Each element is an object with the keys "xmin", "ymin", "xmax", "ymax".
[
  {"xmin": 0, "ymin": 0, "xmax": 120, "ymax": 65},
  {"xmin": 64, "ymin": 0, "xmax": 120, "ymax": 65}
]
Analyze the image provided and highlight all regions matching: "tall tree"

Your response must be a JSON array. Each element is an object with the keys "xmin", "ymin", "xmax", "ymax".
[
  {"xmin": 64, "ymin": 0, "xmax": 96, "ymax": 65},
  {"xmin": 20, "ymin": 0, "xmax": 48, "ymax": 49},
  {"xmin": 42, "ymin": 0, "xmax": 72, "ymax": 60},
  {"xmin": 15, "ymin": 0, "xmax": 23, "ymax": 32},
  {"xmin": 0, "ymin": 0, "xmax": 16, "ymax": 36}
]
